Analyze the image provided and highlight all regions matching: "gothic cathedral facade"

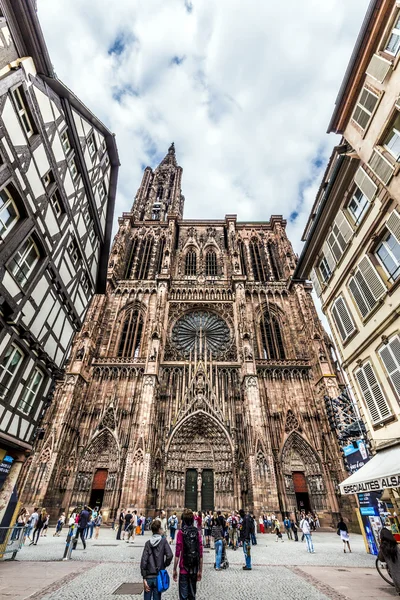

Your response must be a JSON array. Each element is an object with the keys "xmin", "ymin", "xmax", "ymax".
[{"xmin": 21, "ymin": 145, "xmax": 350, "ymax": 524}]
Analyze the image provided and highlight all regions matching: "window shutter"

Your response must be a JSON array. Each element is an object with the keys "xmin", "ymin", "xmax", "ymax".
[
  {"xmin": 366, "ymin": 54, "xmax": 392, "ymax": 83},
  {"xmin": 379, "ymin": 336, "xmax": 400, "ymax": 399},
  {"xmin": 322, "ymin": 241, "xmax": 336, "ymax": 271},
  {"xmin": 368, "ymin": 149, "xmax": 395, "ymax": 185},
  {"xmin": 327, "ymin": 231, "xmax": 342, "ymax": 262},
  {"xmin": 358, "ymin": 256, "xmax": 386, "ymax": 301},
  {"xmin": 348, "ymin": 276, "xmax": 369, "ymax": 318},
  {"xmin": 353, "ymin": 167, "xmax": 377, "ymax": 202},
  {"xmin": 355, "ymin": 362, "xmax": 392, "ymax": 424},
  {"xmin": 331, "ymin": 297, "xmax": 356, "ymax": 341},
  {"xmin": 310, "ymin": 268, "xmax": 322, "ymax": 297},
  {"xmin": 386, "ymin": 209, "xmax": 400, "ymax": 242},
  {"xmin": 335, "ymin": 210, "xmax": 353, "ymax": 244}
]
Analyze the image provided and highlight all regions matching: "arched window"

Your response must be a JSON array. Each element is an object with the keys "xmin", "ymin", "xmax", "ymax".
[
  {"xmin": 267, "ymin": 242, "xmax": 281, "ymax": 280},
  {"xmin": 118, "ymin": 310, "xmax": 144, "ymax": 357},
  {"xmin": 260, "ymin": 311, "xmax": 285, "ymax": 359},
  {"xmin": 238, "ymin": 240, "xmax": 247, "ymax": 276},
  {"xmin": 185, "ymin": 250, "xmax": 197, "ymax": 276},
  {"xmin": 205, "ymin": 250, "xmax": 217, "ymax": 276},
  {"xmin": 155, "ymin": 238, "xmax": 165, "ymax": 275},
  {"xmin": 125, "ymin": 238, "xmax": 138, "ymax": 278},
  {"xmin": 250, "ymin": 238, "xmax": 269, "ymax": 282},
  {"xmin": 134, "ymin": 238, "xmax": 153, "ymax": 279}
]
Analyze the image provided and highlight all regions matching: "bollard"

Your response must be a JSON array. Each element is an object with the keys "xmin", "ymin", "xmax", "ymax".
[{"xmin": 63, "ymin": 526, "xmax": 77, "ymax": 560}]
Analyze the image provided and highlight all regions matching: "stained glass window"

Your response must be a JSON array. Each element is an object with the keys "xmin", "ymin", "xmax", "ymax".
[{"xmin": 171, "ymin": 311, "xmax": 230, "ymax": 358}]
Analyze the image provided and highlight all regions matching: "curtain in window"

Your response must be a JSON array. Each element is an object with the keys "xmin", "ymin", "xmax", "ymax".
[
  {"xmin": 260, "ymin": 311, "xmax": 285, "ymax": 359},
  {"xmin": 185, "ymin": 250, "xmax": 197, "ymax": 276},
  {"xmin": 205, "ymin": 250, "xmax": 217, "ymax": 276},
  {"xmin": 118, "ymin": 310, "xmax": 144, "ymax": 357}
]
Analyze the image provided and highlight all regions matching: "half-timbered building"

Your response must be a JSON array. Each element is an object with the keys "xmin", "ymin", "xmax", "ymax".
[{"xmin": 0, "ymin": 0, "xmax": 118, "ymax": 525}]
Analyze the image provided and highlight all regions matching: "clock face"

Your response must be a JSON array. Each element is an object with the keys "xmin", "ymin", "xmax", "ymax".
[{"xmin": 171, "ymin": 311, "xmax": 231, "ymax": 358}]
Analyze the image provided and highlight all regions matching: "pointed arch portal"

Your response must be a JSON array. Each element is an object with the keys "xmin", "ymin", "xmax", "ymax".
[{"xmin": 165, "ymin": 410, "xmax": 234, "ymax": 512}]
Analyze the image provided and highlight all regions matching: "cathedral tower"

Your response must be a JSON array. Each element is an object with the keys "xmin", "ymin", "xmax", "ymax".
[{"xmin": 21, "ymin": 147, "xmax": 350, "ymax": 524}]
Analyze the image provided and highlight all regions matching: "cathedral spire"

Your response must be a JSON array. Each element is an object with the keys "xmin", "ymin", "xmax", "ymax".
[{"xmin": 131, "ymin": 143, "xmax": 184, "ymax": 221}]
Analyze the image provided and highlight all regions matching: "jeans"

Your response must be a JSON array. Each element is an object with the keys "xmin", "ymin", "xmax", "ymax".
[
  {"xmin": 251, "ymin": 532, "xmax": 257, "ymax": 545},
  {"xmin": 170, "ymin": 527, "xmax": 176, "ymax": 541},
  {"xmin": 179, "ymin": 573, "xmax": 197, "ymax": 600},
  {"xmin": 215, "ymin": 539, "xmax": 223, "ymax": 569},
  {"xmin": 285, "ymin": 527, "xmax": 293, "ymax": 540},
  {"xmin": 32, "ymin": 526, "xmax": 43, "ymax": 544},
  {"xmin": 78, "ymin": 527, "xmax": 86, "ymax": 548},
  {"xmin": 142, "ymin": 523, "xmax": 145, "ymax": 535},
  {"xmin": 304, "ymin": 533, "xmax": 314, "ymax": 552},
  {"xmin": 144, "ymin": 577, "xmax": 161, "ymax": 600},
  {"xmin": 243, "ymin": 540, "xmax": 251, "ymax": 568}
]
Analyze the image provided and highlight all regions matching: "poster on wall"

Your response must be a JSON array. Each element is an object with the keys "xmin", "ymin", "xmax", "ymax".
[{"xmin": 343, "ymin": 440, "xmax": 369, "ymax": 474}]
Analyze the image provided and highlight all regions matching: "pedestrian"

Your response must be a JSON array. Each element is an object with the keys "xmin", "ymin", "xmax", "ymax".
[
  {"xmin": 300, "ymin": 515, "xmax": 314, "ymax": 553},
  {"xmin": 128, "ymin": 509, "xmax": 138, "ymax": 543},
  {"xmin": 239, "ymin": 508, "xmax": 254, "ymax": 570},
  {"xmin": 41, "ymin": 513, "xmax": 50, "ymax": 536},
  {"xmin": 94, "ymin": 511, "xmax": 103, "ymax": 539},
  {"xmin": 168, "ymin": 512, "xmax": 178, "ymax": 544},
  {"xmin": 227, "ymin": 511, "xmax": 239, "ymax": 550},
  {"xmin": 211, "ymin": 515, "xmax": 224, "ymax": 571},
  {"xmin": 141, "ymin": 513, "xmax": 146, "ymax": 535},
  {"xmin": 259, "ymin": 515, "xmax": 265, "ymax": 534},
  {"xmin": 159, "ymin": 511, "xmax": 167, "ymax": 537},
  {"xmin": 11, "ymin": 507, "xmax": 27, "ymax": 540},
  {"xmin": 86, "ymin": 510, "xmax": 95, "ymax": 540},
  {"xmin": 290, "ymin": 518, "xmax": 298, "ymax": 542},
  {"xmin": 141, "ymin": 519, "xmax": 172, "ymax": 599},
  {"xmin": 283, "ymin": 516, "xmax": 292, "ymax": 540},
  {"xmin": 123, "ymin": 509, "xmax": 133, "ymax": 541},
  {"xmin": 251, "ymin": 515, "xmax": 257, "ymax": 545},
  {"xmin": 173, "ymin": 508, "xmax": 203, "ymax": 600},
  {"xmin": 194, "ymin": 511, "xmax": 202, "ymax": 533},
  {"xmin": 204, "ymin": 511, "xmax": 212, "ymax": 548},
  {"xmin": 25, "ymin": 507, "xmax": 38, "ymax": 542},
  {"xmin": 116, "ymin": 508, "xmax": 125, "ymax": 540},
  {"xmin": 77, "ymin": 505, "xmax": 90, "ymax": 550},
  {"xmin": 378, "ymin": 528, "xmax": 400, "ymax": 594},
  {"xmin": 30, "ymin": 508, "xmax": 47, "ymax": 545},
  {"xmin": 54, "ymin": 512, "xmax": 65, "ymax": 536},
  {"xmin": 274, "ymin": 519, "xmax": 284, "ymax": 543},
  {"xmin": 337, "ymin": 517, "xmax": 351, "ymax": 553}
]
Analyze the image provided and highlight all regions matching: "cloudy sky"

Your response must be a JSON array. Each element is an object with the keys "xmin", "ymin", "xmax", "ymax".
[{"xmin": 38, "ymin": 0, "xmax": 369, "ymax": 252}]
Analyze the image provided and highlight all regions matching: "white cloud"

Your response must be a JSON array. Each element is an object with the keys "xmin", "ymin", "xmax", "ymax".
[{"xmin": 38, "ymin": 0, "xmax": 369, "ymax": 253}]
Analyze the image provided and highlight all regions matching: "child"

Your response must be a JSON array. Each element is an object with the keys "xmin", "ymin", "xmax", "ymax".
[{"xmin": 140, "ymin": 519, "xmax": 173, "ymax": 599}]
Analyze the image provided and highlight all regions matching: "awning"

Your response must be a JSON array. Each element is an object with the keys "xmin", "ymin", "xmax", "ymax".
[{"xmin": 339, "ymin": 446, "xmax": 400, "ymax": 495}]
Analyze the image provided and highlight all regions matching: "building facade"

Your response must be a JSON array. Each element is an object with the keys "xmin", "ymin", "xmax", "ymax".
[
  {"xmin": 0, "ymin": 0, "xmax": 119, "ymax": 525},
  {"xmin": 294, "ymin": 0, "xmax": 400, "ymax": 509},
  {"xmin": 22, "ymin": 145, "xmax": 350, "ymax": 524}
]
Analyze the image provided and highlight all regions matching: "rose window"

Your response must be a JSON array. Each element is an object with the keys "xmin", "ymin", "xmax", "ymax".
[{"xmin": 171, "ymin": 311, "xmax": 230, "ymax": 358}]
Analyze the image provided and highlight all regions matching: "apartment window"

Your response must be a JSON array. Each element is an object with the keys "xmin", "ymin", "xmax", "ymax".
[
  {"xmin": 331, "ymin": 296, "xmax": 356, "ymax": 342},
  {"xmin": 18, "ymin": 367, "xmax": 43, "ymax": 414},
  {"xmin": 327, "ymin": 210, "xmax": 353, "ymax": 262},
  {"xmin": 98, "ymin": 182, "xmax": 107, "ymax": 202},
  {"xmin": 379, "ymin": 335, "xmax": 400, "ymax": 401},
  {"xmin": 68, "ymin": 157, "xmax": 78, "ymax": 181},
  {"xmin": 82, "ymin": 273, "xmax": 91, "ymax": 294},
  {"xmin": 348, "ymin": 188, "xmax": 370, "ymax": 224},
  {"xmin": 12, "ymin": 86, "xmax": 34, "ymax": 138},
  {"xmin": 383, "ymin": 112, "xmax": 400, "ymax": 159},
  {"xmin": 87, "ymin": 132, "xmax": 97, "ymax": 158},
  {"xmin": 50, "ymin": 189, "xmax": 63, "ymax": 218},
  {"xmin": 9, "ymin": 236, "xmax": 40, "ymax": 288},
  {"xmin": 318, "ymin": 256, "xmax": 331, "ymax": 283},
  {"xmin": 83, "ymin": 208, "xmax": 91, "ymax": 228},
  {"xmin": 385, "ymin": 13, "xmax": 400, "ymax": 56},
  {"xmin": 42, "ymin": 170, "xmax": 54, "ymax": 187},
  {"xmin": 0, "ymin": 345, "xmax": 24, "ymax": 397},
  {"xmin": 352, "ymin": 87, "xmax": 379, "ymax": 130},
  {"xmin": 0, "ymin": 186, "xmax": 19, "ymax": 240},
  {"xmin": 348, "ymin": 256, "xmax": 386, "ymax": 319},
  {"xmin": 355, "ymin": 361, "xmax": 392, "ymax": 425},
  {"xmin": 310, "ymin": 267, "xmax": 322, "ymax": 297},
  {"xmin": 68, "ymin": 240, "xmax": 80, "ymax": 265},
  {"xmin": 375, "ymin": 231, "xmax": 400, "ymax": 282},
  {"xmin": 61, "ymin": 129, "xmax": 71, "ymax": 154}
]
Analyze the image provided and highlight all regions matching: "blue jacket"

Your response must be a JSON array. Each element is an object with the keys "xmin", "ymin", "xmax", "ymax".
[{"xmin": 78, "ymin": 509, "xmax": 90, "ymax": 529}]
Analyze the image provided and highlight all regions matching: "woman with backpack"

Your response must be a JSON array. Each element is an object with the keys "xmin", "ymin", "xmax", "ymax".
[{"xmin": 141, "ymin": 519, "xmax": 173, "ymax": 600}]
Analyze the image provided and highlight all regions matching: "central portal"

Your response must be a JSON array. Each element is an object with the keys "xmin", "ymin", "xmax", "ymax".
[
  {"xmin": 184, "ymin": 469, "xmax": 214, "ymax": 512},
  {"xmin": 201, "ymin": 469, "xmax": 214, "ymax": 512},
  {"xmin": 184, "ymin": 469, "xmax": 197, "ymax": 510}
]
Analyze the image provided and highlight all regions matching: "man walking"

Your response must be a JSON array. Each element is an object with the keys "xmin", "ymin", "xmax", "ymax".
[
  {"xmin": 291, "ymin": 518, "xmax": 299, "ymax": 542},
  {"xmin": 300, "ymin": 515, "xmax": 314, "ymax": 553},
  {"xmin": 123, "ymin": 509, "xmax": 133, "ymax": 541},
  {"xmin": 173, "ymin": 508, "xmax": 203, "ymax": 600},
  {"xmin": 239, "ymin": 508, "xmax": 254, "ymax": 570},
  {"xmin": 227, "ymin": 511, "xmax": 239, "ymax": 550},
  {"xmin": 283, "ymin": 516, "xmax": 293, "ymax": 540},
  {"xmin": 77, "ymin": 505, "xmax": 90, "ymax": 550},
  {"xmin": 168, "ymin": 511, "xmax": 178, "ymax": 544}
]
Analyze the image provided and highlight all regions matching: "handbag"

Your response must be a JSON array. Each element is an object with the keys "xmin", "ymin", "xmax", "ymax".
[{"xmin": 150, "ymin": 543, "xmax": 170, "ymax": 593}]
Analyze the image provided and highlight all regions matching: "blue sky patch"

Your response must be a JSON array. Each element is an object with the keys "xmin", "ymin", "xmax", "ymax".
[
  {"xmin": 108, "ymin": 34, "xmax": 127, "ymax": 56},
  {"xmin": 112, "ymin": 84, "xmax": 138, "ymax": 103},
  {"xmin": 184, "ymin": 0, "xmax": 193, "ymax": 13},
  {"xmin": 290, "ymin": 211, "xmax": 299, "ymax": 222},
  {"xmin": 171, "ymin": 55, "xmax": 186, "ymax": 66}
]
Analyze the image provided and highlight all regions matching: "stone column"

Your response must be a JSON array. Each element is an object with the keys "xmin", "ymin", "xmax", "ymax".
[{"xmin": 197, "ymin": 470, "xmax": 202, "ymax": 512}]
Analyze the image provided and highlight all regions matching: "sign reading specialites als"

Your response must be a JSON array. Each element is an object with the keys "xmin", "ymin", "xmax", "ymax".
[{"xmin": 342, "ymin": 474, "xmax": 400, "ymax": 495}]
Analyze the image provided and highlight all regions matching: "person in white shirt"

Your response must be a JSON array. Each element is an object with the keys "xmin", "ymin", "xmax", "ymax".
[
  {"xmin": 300, "ymin": 517, "xmax": 314, "ymax": 553},
  {"xmin": 26, "ymin": 508, "xmax": 38, "ymax": 541}
]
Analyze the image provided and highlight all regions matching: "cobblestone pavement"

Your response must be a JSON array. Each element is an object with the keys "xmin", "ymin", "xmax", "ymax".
[{"xmin": 3, "ymin": 529, "xmax": 396, "ymax": 600}]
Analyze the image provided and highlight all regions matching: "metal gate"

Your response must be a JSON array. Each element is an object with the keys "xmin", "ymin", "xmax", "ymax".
[
  {"xmin": 201, "ymin": 469, "xmax": 214, "ymax": 512},
  {"xmin": 185, "ymin": 469, "xmax": 197, "ymax": 511}
]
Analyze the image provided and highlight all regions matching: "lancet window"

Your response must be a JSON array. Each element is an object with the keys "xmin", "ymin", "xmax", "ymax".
[
  {"xmin": 238, "ymin": 240, "xmax": 247, "ymax": 276},
  {"xmin": 125, "ymin": 238, "xmax": 138, "ymax": 279},
  {"xmin": 118, "ymin": 309, "xmax": 144, "ymax": 357},
  {"xmin": 134, "ymin": 237, "xmax": 153, "ymax": 279},
  {"xmin": 267, "ymin": 242, "xmax": 281, "ymax": 280},
  {"xmin": 185, "ymin": 249, "xmax": 197, "ymax": 276},
  {"xmin": 155, "ymin": 238, "xmax": 165, "ymax": 275},
  {"xmin": 205, "ymin": 250, "xmax": 217, "ymax": 276},
  {"xmin": 250, "ymin": 238, "xmax": 269, "ymax": 281},
  {"xmin": 260, "ymin": 310, "xmax": 285, "ymax": 360}
]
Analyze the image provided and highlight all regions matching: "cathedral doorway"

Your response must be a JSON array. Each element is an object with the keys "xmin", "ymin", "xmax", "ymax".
[
  {"xmin": 292, "ymin": 471, "xmax": 311, "ymax": 513},
  {"xmin": 201, "ymin": 469, "xmax": 214, "ymax": 511},
  {"xmin": 185, "ymin": 469, "xmax": 197, "ymax": 511},
  {"xmin": 89, "ymin": 468, "xmax": 108, "ymax": 509}
]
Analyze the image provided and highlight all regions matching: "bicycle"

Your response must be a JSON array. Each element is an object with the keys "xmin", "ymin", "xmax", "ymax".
[{"xmin": 376, "ymin": 557, "xmax": 394, "ymax": 587}]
